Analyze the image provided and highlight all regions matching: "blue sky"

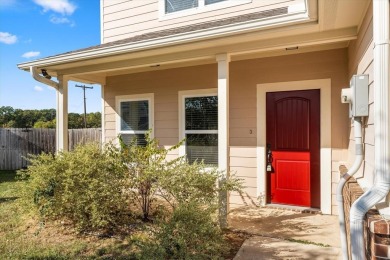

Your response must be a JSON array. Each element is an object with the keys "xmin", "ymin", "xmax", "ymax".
[{"xmin": 0, "ymin": 0, "xmax": 102, "ymax": 113}]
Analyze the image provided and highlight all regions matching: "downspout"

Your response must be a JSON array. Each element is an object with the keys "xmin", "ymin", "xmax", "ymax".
[
  {"xmin": 350, "ymin": 0, "xmax": 390, "ymax": 259},
  {"xmin": 337, "ymin": 117, "xmax": 363, "ymax": 260},
  {"xmin": 30, "ymin": 66, "xmax": 59, "ymax": 89}
]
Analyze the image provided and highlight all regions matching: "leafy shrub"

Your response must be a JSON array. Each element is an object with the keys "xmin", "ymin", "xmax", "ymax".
[
  {"xmin": 19, "ymin": 142, "xmax": 130, "ymax": 232},
  {"xmin": 120, "ymin": 132, "xmax": 242, "ymax": 221},
  {"xmin": 159, "ymin": 160, "xmax": 242, "ymax": 211},
  {"xmin": 140, "ymin": 202, "xmax": 227, "ymax": 259},
  {"xmin": 119, "ymin": 133, "xmax": 182, "ymax": 220}
]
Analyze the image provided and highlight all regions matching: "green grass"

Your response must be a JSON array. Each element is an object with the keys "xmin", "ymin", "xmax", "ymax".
[
  {"xmin": 0, "ymin": 170, "xmax": 152, "ymax": 259},
  {"xmin": 0, "ymin": 170, "xmax": 241, "ymax": 259},
  {"xmin": 286, "ymin": 238, "xmax": 331, "ymax": 247}
]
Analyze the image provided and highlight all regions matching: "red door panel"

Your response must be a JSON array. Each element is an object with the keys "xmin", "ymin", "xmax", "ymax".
[{"xmin": 266, "ymin": 90, "xmax": 320, "ymax": 208}]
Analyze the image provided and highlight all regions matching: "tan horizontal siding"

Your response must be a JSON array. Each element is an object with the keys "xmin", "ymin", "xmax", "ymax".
[
  {"xmin": 348, "ymin": 1, "xmax": 372, "ymax": 76},
  {"xmin": 104, "ymin": 3, "xmax": 156, "ymax": 24},
  {"xmin": 103, "ymin": 0, "xmax": 129, "ymax": 8},
  {"xmin": 155, "ymin": 119, "xmax": 177, "ymax": 129},
  {"xmin": 104, "ymin": 0, "xmax": 156, "ymax": 14},
  {"xmin": 230, "ymin": 166, "xmax": 257, "ymax": 178},
  {"xmin": 158, "ymin": 137, "xmax": 180, "ymax": 146},
  {"xmin": 230, "ymin": 157, "xmax": 257, "ymax": 168},
  {"xmin": 230, "ymin": 128, "xmax": 256, "ymax": 139},
  {"xmin": 230, "ymin": 147, "xmax": 256, "ymax": 157},
  {"xmin": 102, "ymin": 0, "xmax": 298, "ymax": 43}
]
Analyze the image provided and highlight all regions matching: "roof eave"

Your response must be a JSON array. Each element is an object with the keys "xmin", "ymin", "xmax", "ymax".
[{"xmin": 17, "ymin": 11, "xmax": 313, "ymax": 71}]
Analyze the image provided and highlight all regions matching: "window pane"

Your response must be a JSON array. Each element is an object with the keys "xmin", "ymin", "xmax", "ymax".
[
  {"xmin": 120, "ymin": 101, "xmax": 149, "ymax": 131},
  {"xmin": 185, "ymin": 96, "xmax": 218, "ymax": 130},
  {"xmin": 205, "ymin": 0, "xmax": 227, "ymax": 5},
  {"xmin": 165, "ymin": 0, "xmax": 198, "ymax": 13},
  {"xmin": 120, "ymin": 134, "xmax": 147, "ymax": 146},
  {"xmin": 186, "ymin": 134, "xmax": 218, "ymax": 165}
]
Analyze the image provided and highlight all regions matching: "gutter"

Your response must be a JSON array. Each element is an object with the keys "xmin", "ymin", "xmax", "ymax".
[
  {"xmin": 30, "ymin": 66, "xmax": 59, "ymax": 90},
  {"xmin": 350, "ymin": 0, "xmax": 390, "ymax": 259}
]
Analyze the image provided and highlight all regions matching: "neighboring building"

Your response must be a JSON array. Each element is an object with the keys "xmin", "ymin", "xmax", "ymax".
[{"xmin": 18, "ymin": 0, "xmax": 389, "ymax": 258}]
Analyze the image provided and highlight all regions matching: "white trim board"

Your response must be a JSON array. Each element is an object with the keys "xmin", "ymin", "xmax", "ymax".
[{"xmin": 256, "ymin": 78, "xmax": 332, "ymax": 214}]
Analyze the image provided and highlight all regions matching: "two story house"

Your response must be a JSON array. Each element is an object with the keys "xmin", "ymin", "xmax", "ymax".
[{"xmin": 18, "ymin": 0, "xmax": 390, "ymax": 258}]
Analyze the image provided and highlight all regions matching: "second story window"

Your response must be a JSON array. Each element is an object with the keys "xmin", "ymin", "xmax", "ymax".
[{"xmin": 165, "ymin": 0, "xmax": 227, "ymax": 14}]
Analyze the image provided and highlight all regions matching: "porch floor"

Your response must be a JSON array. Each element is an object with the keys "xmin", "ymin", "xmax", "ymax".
[{"xmin": 229, "ymin": 206, "xmax": 341, "ymax": 259}]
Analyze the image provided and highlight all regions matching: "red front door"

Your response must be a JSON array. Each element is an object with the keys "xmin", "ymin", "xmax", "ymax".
[{"xmin": 266, "ymin": 90, "xmax": 320, "ymax": 208}]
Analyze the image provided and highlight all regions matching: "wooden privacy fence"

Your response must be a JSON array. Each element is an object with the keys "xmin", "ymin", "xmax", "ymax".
[{"xmin": 0, "ymin": 128, "xmax": 102, "ymax": 170}]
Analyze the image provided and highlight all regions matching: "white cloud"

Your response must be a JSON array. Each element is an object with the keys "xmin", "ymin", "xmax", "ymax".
[
  {"xmin": 50, "ymin": 15, "xmax": 75, "ymax": 26},
  {"xmin": 34, "ymin": 86, "xmax": 44, "ymax": 92},
  {"xmin": 0, "ymin": 32, "xmax": 17, "ymax": 44},
  {"xmin": 33, "ymin": 0, "xmax": 77, "ymax": 15},
  {"xmin": 50, "ymin": 16, "xmax": 69, "ymax": 24},
  {"xmin": 22, "ymin": 51, "xmax": 40, "ymax": 58}
]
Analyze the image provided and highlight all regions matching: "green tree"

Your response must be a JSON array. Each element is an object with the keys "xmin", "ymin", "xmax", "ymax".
[
  {"xmin": 0, "ymin": 106, "xmax": 15, "ymax": 127},
  {"xmin": 34, "ymin": 119, "xmax": 56, "ymax": 128},
  {"xmin": 86, "ymin": 112, "xmax": 101, "ymax": 128},
  {"xmin": 0, "ymin": 106, "xmax": 100, "ymax": 129}
]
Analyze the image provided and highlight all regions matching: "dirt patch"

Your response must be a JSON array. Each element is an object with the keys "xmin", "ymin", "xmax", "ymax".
[{"xmin": 223, "ymin": 229, "xmax": 251, "ymax": 259}]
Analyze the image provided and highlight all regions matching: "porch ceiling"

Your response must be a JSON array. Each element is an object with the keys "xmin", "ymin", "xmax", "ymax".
[{"xmin": 17, "ymin": 0, "xmax": 370, "ymax": 85}]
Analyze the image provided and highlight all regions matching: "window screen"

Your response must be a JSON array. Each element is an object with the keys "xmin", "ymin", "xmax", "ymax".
[
  {"xmin": 184, "ymin": 95, "xmax": 218, "ymax": 166},
  {"xmin": 186, "ymin": 134, "xmax": 218, "ymax": 165},
  {"xmin": 185, "ymin": 96, "xmax": 218, "ymax": 130},
  {"xmin": 120, "ymin": 133, "xmax": 147, "ymax": 146},
  {"xmin": 120, "ymin": 101, "xmax": 149, "ymax": 131},
  {"xmin": 165, "ymin": 0, "xmax": 198, "ymax": 13},
  {"xmin": 119, "ymin": 100, "xmax": 149, "ymax": 146},
  {"xmin": 205, "ymin": 0, "xmax": 227, "ymax": 5}
]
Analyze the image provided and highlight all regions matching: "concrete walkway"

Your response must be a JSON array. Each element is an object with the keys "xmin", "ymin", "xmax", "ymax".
[{"xmin": 228, "ymin": 206, "xmax": 342, "ymax": 259}]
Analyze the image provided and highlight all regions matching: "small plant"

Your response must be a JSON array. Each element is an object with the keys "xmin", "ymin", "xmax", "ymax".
[
  {"xmin": 120, "ymin": 131, "xmax": 242, "ymax": 221},
  {"xmin": 119, "ymin": 132, "xmax": 182, "ymax": 221},
  {"xmin": 140, "ymin": 202, "xmax": 227, "ymax": 259}
]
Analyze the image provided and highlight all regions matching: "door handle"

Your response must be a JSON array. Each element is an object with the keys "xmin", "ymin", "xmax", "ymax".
[{"xmin": 266, "ymin": 143, "xmax": 274, "ymax": 172}]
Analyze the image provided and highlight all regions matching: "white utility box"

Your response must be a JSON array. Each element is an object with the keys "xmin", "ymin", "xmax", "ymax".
[{"xmin": 341, "ymin": 74, "xmax": 369, "ymax": 118}]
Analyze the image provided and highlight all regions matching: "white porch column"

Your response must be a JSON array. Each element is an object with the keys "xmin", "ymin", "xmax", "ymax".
[
  {"xmin": 56, "ymin": 75, "xmax": 69, "ymax": 152},
  {"xmin": 101, "ymin": 82, "xmax": 106, "ymax": 145},
  {"xmin": 216, "ymin": 53, "xmax": 230, "ymax": 227}
]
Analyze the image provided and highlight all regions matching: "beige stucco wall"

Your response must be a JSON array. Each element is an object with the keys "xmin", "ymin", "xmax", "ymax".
[
  {"xmin": 346, "ymin": 2, "xmax": 374, "ymax": 191},
  {"xmin": 104, "ymin": 48, "xmax": 349, "ymax": 214},
  {"xmin": 101, "ymin": 0, "xmax": 302, "ymax": 43}
]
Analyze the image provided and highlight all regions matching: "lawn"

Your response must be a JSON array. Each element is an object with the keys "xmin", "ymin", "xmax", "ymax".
[
  {"xmin": 0, "ymin": 170, "xmax": 246, "ymax": 259},
  {"xmin": 0, "ymin": 170, "xmax": 87, "ymax": 259}
]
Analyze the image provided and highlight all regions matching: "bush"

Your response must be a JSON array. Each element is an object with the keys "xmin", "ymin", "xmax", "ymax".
[
  {"xmin": 140, "ymin": 202, "xmax": 227, "ymax": 260},
  {"xmin": 19, "ymin": 142, "xmax": 130, "ymax": 232},
  {"xmin": 120, "ymin": 132, "xmax": 242, "ymax": 221}
]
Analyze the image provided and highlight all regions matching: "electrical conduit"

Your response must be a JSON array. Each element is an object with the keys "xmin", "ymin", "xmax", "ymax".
[
  {"xmin": 337, "ymin": 117, "xmax": 363, "ymax": 260},
  {"xmin": 350, "ymin": 0, "xmax": 390, "ymax": 259}
]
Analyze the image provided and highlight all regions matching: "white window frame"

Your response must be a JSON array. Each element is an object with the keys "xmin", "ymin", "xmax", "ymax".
[
  {"xmin": 178, "ymin": 88, "xmax": 218, "ymax": 165},
  {"xmin": 115, "ymin": 93, "xmax": 154, "ymax": 144},
  {"xmin": 159, "ymin": 0, "xmax": 252, "ymax": 20}
]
